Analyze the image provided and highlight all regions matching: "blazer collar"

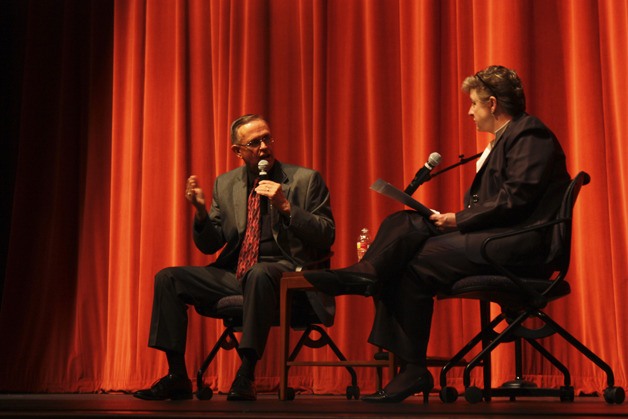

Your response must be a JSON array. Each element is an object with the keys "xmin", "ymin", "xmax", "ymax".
[{"xmin": 234, "ymin": 166, "xmax": 249, "ymax": 233}]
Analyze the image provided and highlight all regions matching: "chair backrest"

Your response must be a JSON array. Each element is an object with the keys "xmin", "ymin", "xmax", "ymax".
[
  {"xmin": 440, "ymin": 171, "xmax": 590, "ymax": 309},
  {"xmin": 545, "ymin": 171, "xmax": 591, "ymax": 273}
]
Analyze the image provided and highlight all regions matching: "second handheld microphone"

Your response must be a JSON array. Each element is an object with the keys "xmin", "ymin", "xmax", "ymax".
[{"xmin": 404, "ymin": 152, "xmax": 442, "ymax": 195}]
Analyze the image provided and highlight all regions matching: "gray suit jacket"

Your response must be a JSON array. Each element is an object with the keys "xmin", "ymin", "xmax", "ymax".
[
  {"xmin": 193, "ymin": 161, "xmax": 336, "ymax": 325},
  {"xmin": 456, "ymin": 113, "xmax": 571, "ymax": 266}
]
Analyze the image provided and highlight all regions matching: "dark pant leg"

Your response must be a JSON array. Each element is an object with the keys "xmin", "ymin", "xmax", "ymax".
[
  {"xmin": 362, "ymin": 210, "xmax": 438, "ymax": 278},
  {"xmin": 148, "ymin": 265, "xmax": 240, "ymax": 354},
  {"xmin": 410, "ymin": 231, "xmax": 496, "ymax": 291},
  {"xmin": 239, "ymin": 261, "xmax": 293, "ymax": 358},
  {"xmin": 368, "ymin": 269, "xmax": 434, "ymax": 365},
  {"xmin": 368, "ymin": 231, "xmax": 489, "ymax": 364}
]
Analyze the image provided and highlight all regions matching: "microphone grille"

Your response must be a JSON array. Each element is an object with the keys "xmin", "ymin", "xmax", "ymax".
[
  {"xmin": 258, "ymin": 159, "xmax": 269, "ymax": 173},
  {"xmin": 428, "ymin": 152, "xmax": 442, "ymax": 167}
]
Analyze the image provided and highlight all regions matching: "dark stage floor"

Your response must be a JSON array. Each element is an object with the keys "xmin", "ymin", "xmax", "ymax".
[{"xmin": 1, "ymin": 392, "xmax": 627, "ymax": 418}]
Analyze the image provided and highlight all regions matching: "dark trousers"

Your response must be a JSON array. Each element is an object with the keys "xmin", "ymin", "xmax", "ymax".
[
  {"xmin": 148, "ymin": 261, "xmax": 293, "ymax": 358},
  {"xmin": 364, "ymin": 211, "xmax": 493, "ymax": 364}
]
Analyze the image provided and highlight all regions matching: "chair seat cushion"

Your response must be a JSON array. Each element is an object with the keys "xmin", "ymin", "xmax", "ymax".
[
  {"xmin": 214, "ymin": 295, "xmax": 244, "ymax": 317},
  {"xmin": 442, "ymin": 275, "xmax": 571, "ymax": 307},
  {"xmin": 196, "ymin": 291, "xmax": 323, "ymax": 328},
  {"xmin": 194, "ymin": 294, "xmax": 244, "ymax": 319}
]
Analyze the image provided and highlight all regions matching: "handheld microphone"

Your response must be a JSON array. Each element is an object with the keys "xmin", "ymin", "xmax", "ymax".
[
  {"xmin": 258, "ymin": 159, "xmax": 269, "ymax": 180},
  {"xmin": 258, "ymin": 159, "xmax": 270, "ymax": 209},
  {"xmin": 404, "ymin": 152, "xmax": 442, "ymax": 195}
]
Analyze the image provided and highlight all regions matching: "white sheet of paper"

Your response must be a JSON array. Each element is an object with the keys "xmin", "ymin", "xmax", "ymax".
[{"xmin": 370, "ymin": 179, "xmax": 437, "ymax": 218}]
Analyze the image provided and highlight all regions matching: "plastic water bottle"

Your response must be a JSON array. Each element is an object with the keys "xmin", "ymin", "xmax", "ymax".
[{"xmin": 356, "ymin": 228, "xmax": 371, "ymax": 261}]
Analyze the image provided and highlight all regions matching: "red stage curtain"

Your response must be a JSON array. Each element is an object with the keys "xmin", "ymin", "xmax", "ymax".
[{"xmin": 1, "ymin": 0, "xmax": 626, "ymax": 395}]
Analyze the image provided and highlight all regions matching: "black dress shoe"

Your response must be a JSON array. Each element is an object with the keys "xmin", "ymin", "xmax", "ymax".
[
  {"xmin": 227, "ymin": 374, "xmax": 257, "ymax": 401},
  {"xmin": 133, "ymin": 373, "xmax": 193, "ymax": 401},
  {"xmin": 362, "ymin": 371, "xmax": 433, "ymax": 404},
  {"xmin": 303, "ymin": 270, "xmax": 380, "ymax": 296}
]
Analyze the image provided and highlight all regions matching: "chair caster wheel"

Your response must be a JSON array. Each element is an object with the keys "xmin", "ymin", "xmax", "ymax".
[
  {"xmin": 282, "ymin": 387, "xmax": 296, "ymax": 400},
  {"xmin": 559, "ymin": 386, "xmax": 574, "ymax": 402},
  {"xmin": 464, "ymin": 386, "xmax": 483, "ymax": 403},
  {"xmin": 196, "ymin": 386, "xmax": 213, "ymax": 400},
  {"xmin": 604, "ymin": 386, "xmax": 625, "ymax": 404},
  {"xmin": 346, "ymin": 385, "xmax": 360, "ymax": 400},
  {"xmin": 439, "ymin": 386, "xmax": 458, "ymax": 403}
]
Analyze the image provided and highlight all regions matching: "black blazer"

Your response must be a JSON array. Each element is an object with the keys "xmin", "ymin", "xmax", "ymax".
[{"xmin": 456, "ymin": 113, "xmax": 571, "ymax": 265}]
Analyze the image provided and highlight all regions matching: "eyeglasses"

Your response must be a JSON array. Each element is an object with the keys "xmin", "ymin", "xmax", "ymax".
[
  {"xmin": 475, "ymin": 72, "xmax": 497, "ymax": 98},
  {"xmin": 239, "ymin": 135, "xmax": 274, "ymax": 149}
]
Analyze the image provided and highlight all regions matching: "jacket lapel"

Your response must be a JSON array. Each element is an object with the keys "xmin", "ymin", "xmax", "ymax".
[
  {"xmin": 234, "ymin": 167, "xmax": 248, "ymax": 235},
  {"xmin": 271, "ymin": 163, "xmax": 290, "ymax": 238}
]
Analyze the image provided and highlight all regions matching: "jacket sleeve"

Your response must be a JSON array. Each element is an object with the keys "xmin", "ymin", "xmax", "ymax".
[
  {"xmin": 286, "ymin": 170, "xmax": 335, "ymax": 250},
  {"xmin": 456, "ymin": 126, "xmax": 558, "ymax": 233},
  {"xmin": 192, "ymin": 178, "xmax": 228, "ymax": 255}
]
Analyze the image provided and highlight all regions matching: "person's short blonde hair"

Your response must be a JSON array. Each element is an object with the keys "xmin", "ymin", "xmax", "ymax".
[{"xmin": 462, "ymin": 65, "xmax": 526, "ymax": 116}]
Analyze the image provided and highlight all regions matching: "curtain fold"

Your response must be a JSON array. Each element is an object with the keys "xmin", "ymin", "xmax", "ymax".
[{"xmin": 1, "ymin": 0, "xmax": 626, "ymax": 394}]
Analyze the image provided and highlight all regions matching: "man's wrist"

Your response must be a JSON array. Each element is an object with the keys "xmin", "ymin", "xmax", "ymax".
[
  {"xmin": 278, "ymin": 201, "xmax": 291, "ymax": 216},
  {"xmin": 195, "ymin": 207, "xmax": 208, "ymax": 221}
]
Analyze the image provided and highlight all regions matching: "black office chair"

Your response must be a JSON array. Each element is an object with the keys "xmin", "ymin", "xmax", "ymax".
[
  {"xmin": 438, "ymin": 171, "xmax": 625, "ymax": 404},
  {"xmin": 194, "ymin": 257, "xmax": 361, "ymax": 401}
]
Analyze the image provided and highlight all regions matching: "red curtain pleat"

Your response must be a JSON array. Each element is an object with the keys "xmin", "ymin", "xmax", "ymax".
[{"xmin": 1, "ymin": 0, "xmax": 626, "ymax": 395}]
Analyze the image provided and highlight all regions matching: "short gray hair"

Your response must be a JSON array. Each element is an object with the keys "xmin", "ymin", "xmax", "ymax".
[{"xmin": 230, "ymin": 114, "xmax": 266, "ymax": 144}]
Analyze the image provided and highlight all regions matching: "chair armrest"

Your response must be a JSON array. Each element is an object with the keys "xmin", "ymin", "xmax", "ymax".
[
  {"xmin": 478, "ymin": 218, "xmax": 570, "ymax": 308},
  {"xmin": 295, "ymin": 252, "xmax": 334, "ymax": 272}
]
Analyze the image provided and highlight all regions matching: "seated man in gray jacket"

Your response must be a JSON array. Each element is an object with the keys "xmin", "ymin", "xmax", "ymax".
[{"xmin": 135, "ymin": 114, "xmax": 335, "ymax": 402}]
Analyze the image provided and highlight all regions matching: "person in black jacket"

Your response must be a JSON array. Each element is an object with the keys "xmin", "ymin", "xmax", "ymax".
[{"xmin": 305, "ymin": 65, "xmax": 571, "ymax": 403}]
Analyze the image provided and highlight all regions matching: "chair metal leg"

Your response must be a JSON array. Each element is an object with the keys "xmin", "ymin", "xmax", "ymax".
[
  {"xmin": 279, "ymin": 283, "xmax": 294, "ymax": 401},
  {"xmin": 536, "ymin": 310, "xmax": 616, "ymax": 386},
  {"xmin": 196, "ymin": 326, "xmax": 240, "ymax": 399},
  {"xmin": 479, "ymin": 301, "xmax": 493, "ymax": 400},
  {"xmin": 463, "ymin": 310, "xmax": 529, "ymax": 388},
  {"xmin": 526, "ymin": 337, "xmax": 571, "ymax": 386},
  {"xmin": 439, "ymin": 311, "xmax": 503, "ymax": 389}
]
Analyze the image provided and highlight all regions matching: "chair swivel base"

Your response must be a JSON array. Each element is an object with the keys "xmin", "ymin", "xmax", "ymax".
[{"xmin": 499, "ymin": 378, "xmax": 537, "ymax": 389}]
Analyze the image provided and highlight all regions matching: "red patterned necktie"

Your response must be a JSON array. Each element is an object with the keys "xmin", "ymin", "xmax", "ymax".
[{"xmin": 236, "ymin": 179, "xmax": 261, "ymax": 281}]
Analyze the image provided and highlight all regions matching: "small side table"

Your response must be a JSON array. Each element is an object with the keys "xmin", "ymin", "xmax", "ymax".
[{"xmin": 278, "ymin": 271, "xmax": 395, "ymax": 400}]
